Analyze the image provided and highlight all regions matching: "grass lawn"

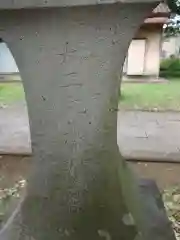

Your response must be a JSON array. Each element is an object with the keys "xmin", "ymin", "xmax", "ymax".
[
  {"xmin": 0, "ymin": 83, "xmax": 25, "ymax": 105},
  {"xmin": 119, "ymin": 80, "xmax": 180, "ymax": 111},
  {"xmin": 1, "ymin": 80, "xmax": 180, "ymax": 111}
]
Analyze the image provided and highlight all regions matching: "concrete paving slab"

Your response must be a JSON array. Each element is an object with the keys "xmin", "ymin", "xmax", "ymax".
[
  {"xmin": 117, "ymin": 111, "xmax": 180, "ymax": 162},
  {"xmin": 0, "ymin": 105, "xmax": 180, "ymax": 162},
  {"xmin": 0, "ymin": 104, "xmax": 31, "ymax": 155}
]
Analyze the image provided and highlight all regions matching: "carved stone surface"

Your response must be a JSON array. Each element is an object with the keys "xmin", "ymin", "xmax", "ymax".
[
  {"xmin": 0, "ymin": 0, "xmax": 160, "ymax": 9},
  {"xmin": 0, "ymin": 2, "xmax": 172, "ymax": 240}
]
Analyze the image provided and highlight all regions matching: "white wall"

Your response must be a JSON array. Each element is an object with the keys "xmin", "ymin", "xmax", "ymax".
[
  {"xmin": 162, "ymin": 36, "xmax": 180, "ymax": 58},
  {"xmin": 0, "ymin": 42, "xmax": 19, "ymax": 73},
  {"xmin": 127, "ymin": 39, "xmax": 146, "ymax": 75},
  {"xmin": 124, "ymin": 26, "xmax": 162, "ymax": 77}
]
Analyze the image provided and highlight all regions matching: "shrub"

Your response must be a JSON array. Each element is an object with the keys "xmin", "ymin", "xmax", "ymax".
[{"xmin": 160, "ymin": 57, "xmax": 180, "ymax": 78}]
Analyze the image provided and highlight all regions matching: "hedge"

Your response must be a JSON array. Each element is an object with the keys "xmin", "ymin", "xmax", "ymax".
[{"xmin": 160, "ymin": 58, "xmax": 180, "ymax": 78}]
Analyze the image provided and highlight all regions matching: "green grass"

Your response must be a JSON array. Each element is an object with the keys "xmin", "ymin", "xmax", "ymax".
[
  {"xmin": 0, "ymin": 83, "xmax": 25, "ymax": 105},
  {"xmin": 120, "ymin": 80, "xmax": 180, "ymax": 111},
  {"xmin": 1, "ymin": 80, "xmax": 180, "ymax": 111}
]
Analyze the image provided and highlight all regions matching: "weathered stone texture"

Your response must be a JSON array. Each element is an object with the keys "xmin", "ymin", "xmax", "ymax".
[{"xmin": 0, "ymin": 2, "xmax": 170, "ymax": 240}]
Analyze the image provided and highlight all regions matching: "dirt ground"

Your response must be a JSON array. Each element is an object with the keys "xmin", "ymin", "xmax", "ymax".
[
  {"xmin": 1, "ymin": 154, "xmax": 180, "ymax": 228},
  {"xmin": 129, "ymin": 161, "xmax": 180, "ymax": 190},
  {"xmin": 0, "ymin": 155, "xmax": 31, "ymax": 189},
  {"xmin": 1, "ymin": 155, "xmax": 180, "ymax": 190}
]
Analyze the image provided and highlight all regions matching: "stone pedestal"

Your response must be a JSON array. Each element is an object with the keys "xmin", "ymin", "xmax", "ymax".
[{"xmin": 0, "ymin": 1, "xmax": 168, "ymax": 240}]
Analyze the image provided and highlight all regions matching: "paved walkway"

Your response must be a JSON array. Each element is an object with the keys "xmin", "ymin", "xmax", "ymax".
[
  {"xmin": 0, "ymin": 104, "xmax": 31, "ymax": 155},
  {"xmin": 0, "ymin": 105, "xmax": 180, "ymax": 162},
  {"xmin": 118, "ymin": 111, "xmax": 180, "ymax": 162}
]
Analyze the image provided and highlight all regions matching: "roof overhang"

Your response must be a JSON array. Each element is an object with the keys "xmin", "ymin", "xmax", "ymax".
[
  {"xmin": 144, "ymin": 16, "xmax": 169, "ymax": 24},
  {"xmin": 150, "ymin": 3, "xmax": 171, "ymax": 18}
]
